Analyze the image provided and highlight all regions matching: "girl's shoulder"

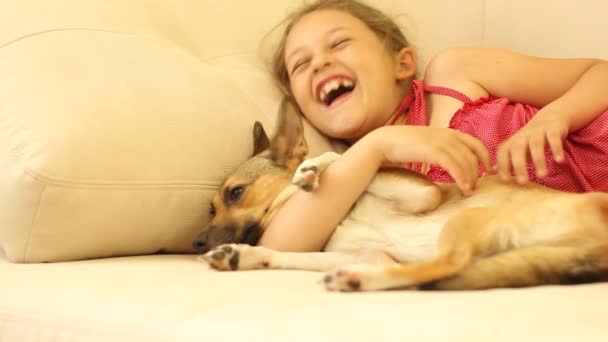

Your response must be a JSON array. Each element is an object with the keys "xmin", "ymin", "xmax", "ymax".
[{"xmin": 422, "ymin": 48, "xmax": 489, "ymax": 102}]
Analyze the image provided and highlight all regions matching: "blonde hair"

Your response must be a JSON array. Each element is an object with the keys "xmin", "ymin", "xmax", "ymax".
[{"xmin": 270, "ymin": 0, "xmax": 410, "ymax": 100}]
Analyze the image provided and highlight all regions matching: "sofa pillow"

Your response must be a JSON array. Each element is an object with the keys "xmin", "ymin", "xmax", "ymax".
[{"xmin": 0, "ymin": 29, "xmax": 334, "ymax": 263}]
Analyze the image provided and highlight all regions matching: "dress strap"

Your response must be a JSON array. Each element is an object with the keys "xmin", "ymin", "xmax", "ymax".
[
  {"xmin": 388, "ymin": 80, "xmax": 425, "ymax": 125},
  {"xmin": 424, "ymin": 84, "xmax": 473, "ymax": 103},
  {"xmin": 387, "ymin": 80, "xmax": 473, "ymax": 126}
]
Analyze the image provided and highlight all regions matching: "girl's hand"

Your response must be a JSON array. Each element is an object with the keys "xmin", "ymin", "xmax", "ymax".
[
  {"xmin": 366, "ymin": 126, "xmax": 492, "ymax": 196},
  {"xmin": 496, "ymin": 111, "xmax": 569, "ymax": 183}
]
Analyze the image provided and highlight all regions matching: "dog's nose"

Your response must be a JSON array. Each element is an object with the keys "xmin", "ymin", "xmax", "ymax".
[{"xmin": 193, "ymin": 236, "xmax": 209, "ymax": 253}]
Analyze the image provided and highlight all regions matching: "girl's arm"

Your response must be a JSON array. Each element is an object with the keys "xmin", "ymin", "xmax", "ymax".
[
  {"xmin": 429, "ymin": 47, "xmax": 608, "ymax": 113},
  {"xmin": 258, "ymin": 126, "xmax": 491, "ymax": 252},
  {"xmin": 258, "ymin": 132, "xmax": 383, "ymax": 252},
  {"xmin": 427, "ymin": 47, "xmax": 608, "ymax": 182}
]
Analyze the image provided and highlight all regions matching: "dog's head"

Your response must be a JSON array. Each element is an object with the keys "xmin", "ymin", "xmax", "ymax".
[{"xmin": 193, "ymin": 99, "xmax": 308, "ymax": 253}]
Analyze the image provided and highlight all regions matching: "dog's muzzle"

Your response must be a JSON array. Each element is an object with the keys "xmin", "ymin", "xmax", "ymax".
[
  {"xmin": 193, "ymin": 222, "xmax": 263, "ymax": 254},
  {"xmin": 193, "ymin": 234, "xmax": 210, "ymax": 253}
]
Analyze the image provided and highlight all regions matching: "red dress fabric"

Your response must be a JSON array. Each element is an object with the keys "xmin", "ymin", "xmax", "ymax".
[{"xmin": 389, "ymin": 80, "xmax": 608, "ymax": 192}]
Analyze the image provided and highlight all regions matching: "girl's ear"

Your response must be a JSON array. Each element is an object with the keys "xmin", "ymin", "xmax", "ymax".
[{"xmin": 395, "ymin": 47, "xmax": 417, "ymax": 81}]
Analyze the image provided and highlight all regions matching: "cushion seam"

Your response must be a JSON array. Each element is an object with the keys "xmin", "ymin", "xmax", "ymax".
[
  {"xmin": 0, "ymin": 137, "xmax": 221, "ymax": 190},
  {"xmin": 0, "ymin": 28, "xmax": 137, "ymax": 50},
  {"xmin": 21, "ymin": 167, "xmax": 221, "ymax": 189},
  {"xmin": 22, "ymin": 178, "xmax": 46, "ymax": 262}
]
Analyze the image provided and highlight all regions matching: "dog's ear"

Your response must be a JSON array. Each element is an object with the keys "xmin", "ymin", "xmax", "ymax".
[
  {"xmin": 270, "ymin": 98, "xmax": 308, "ymax": 172},
  {"xmin": 252, "ymin": 121, "xmax": 270, "ymax": 156}
]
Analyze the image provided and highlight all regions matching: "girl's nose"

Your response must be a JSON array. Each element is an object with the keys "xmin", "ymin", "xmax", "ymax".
[{"xmin": 312, "ymin": 54, "xmax": 332, "ymax": 74}]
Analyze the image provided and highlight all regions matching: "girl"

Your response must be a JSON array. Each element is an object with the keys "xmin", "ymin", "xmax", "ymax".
[{"xmin": 258, "ymin": 0, "xmax": 608, "ymax": 252}]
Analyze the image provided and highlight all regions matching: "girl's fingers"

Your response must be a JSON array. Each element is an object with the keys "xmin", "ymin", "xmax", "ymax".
[
  {"xmin": 453, "ymin": 143, "xmax": 480, "ymax": 188},
  {"xmin": 510, "ymin": 138, "xmax": 529, "ymax": 184},
  {"xmin": 528, "ymin": 133, "xmax": 547, "ymax": 177},
  {"xmin": 496, "ymin": 143, "xmax": 512, "ymax": 181},
  {"xmin": 460, "ymin": 133, "xmax": 492, "ymax": 173},
  {"xmin": 546, "ymin": 129, "xmax": 565, "ymax": 163},
  {"xmin": 420, "ymin": 162, "xmax": 430, "ymax": 174},
  {"xmin": 435, "ymin": 150, "xmax": 471, "ymax": 196}
]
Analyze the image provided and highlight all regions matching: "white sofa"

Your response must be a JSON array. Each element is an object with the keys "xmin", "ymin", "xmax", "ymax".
[{"xmin": 1, "ymin": 0, "xmax": 607, "ymax": 341}]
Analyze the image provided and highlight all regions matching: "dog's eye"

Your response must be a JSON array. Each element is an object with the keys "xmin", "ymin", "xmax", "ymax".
[
  {"xmin": 223, "ymin": 185, "xmax": 246, "ymax": 205},
  {"xmin": 209, "ymin": 203, "xmax": 216, "ymax": 217},
  {"xmin": 229, "ymin": 186, "xmax": 244, "ymax": 202}
]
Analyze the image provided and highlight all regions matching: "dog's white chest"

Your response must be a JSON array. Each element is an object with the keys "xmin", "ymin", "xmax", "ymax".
[{"xmin": 324, "ymin": 194, "xmax": 451, "ymax": 263}]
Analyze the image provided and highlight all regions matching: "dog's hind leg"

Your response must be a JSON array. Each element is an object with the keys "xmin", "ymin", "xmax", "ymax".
[
  {"xmin": 421, "ymin": 243, "xmax": 608, "ymax": 290},
  {"xmin": 422, "ymin": 194, "xmax": 608, "ymax": 289},
  {"xmin": 200, "ymin": 243, "xmax": 396, "ymax": 272}
]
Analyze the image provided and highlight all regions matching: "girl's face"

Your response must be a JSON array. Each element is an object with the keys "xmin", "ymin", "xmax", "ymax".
[{"xmin": 284, "ymin": 9, "xmax": 416, "ymax": 142}]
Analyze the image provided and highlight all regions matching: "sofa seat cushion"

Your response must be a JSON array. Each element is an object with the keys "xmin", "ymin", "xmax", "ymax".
[{"xmin": 1, "ymin": 252, "xmax": 607, "ymax": 341}]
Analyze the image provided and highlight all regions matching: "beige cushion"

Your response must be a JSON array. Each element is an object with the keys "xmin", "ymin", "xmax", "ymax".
[
  {"xmin": 1, "ymin": 249, "xmax": 608, "ymax": 341},
  {"xmin": 484, "ymin": 0, "xmax": 608, "ymax": 59},
  {"xmin": 0, "ymin": 30, "xmax": 260, "ymax": 262},
  {"xmin": 0, "ymin": 29, "xmax": 338, "ymax": 262}
]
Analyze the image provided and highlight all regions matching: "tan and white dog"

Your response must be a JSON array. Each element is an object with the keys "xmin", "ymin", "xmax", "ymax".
[{"xmin": 193, "ymin": 100, "xmax": 608, "ymax": 291}]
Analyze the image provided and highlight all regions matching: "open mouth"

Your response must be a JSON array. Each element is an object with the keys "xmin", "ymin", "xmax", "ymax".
[{"xmin": 317, "ymin": 76, "xmax": 356, "ymax": 107}]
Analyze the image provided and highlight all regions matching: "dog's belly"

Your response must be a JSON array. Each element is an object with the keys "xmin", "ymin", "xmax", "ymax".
[
  {"xmin": 322, "ymin": 186, "xmax": 499, "ymax": 263},
  {"xmin": 324, "ymin": 210, "xmax": 453, "ymax": 263}
]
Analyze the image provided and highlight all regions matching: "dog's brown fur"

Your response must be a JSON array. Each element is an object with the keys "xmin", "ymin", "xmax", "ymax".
[{"xmin": 194, "ymin": 99, "xmax": 608, "ymax": 291}]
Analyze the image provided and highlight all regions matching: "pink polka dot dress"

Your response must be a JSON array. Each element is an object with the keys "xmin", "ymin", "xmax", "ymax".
[{"xmin": 390, "ymin": 80, "xmax": 608, "ymax": 192}]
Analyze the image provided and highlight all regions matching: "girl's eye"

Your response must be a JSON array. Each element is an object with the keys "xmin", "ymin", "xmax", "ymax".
[
  {"xmin": 291, "ymin": 58, "xmax": 310, "ymax": 74},
  {"xmin": 331, "ymin": 38, "xmax": 350, "ymax": 49},
  {"xmin": 209, "ymin": 203, "xmax": 216, "ymax": 217}
]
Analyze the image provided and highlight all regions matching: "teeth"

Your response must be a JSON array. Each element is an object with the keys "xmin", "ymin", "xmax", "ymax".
[
  {"xmin": 318, "ymin": 78, "xmax": 355, "ymax": 104},
  {"xmin": 320, "ymin": 90, "xmax": 327, "ymax": 103},
  {"xmin": 323, "ymin": 80, "xmax": 341, "ymax": 95}
]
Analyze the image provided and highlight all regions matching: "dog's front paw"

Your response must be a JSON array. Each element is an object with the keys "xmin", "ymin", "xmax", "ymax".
[
  {"xmin": 199, "ymin": 244, "xmax": 272, "ymax": 271},
  {"xmin": 322, "ymin": 264, "xmax": 409, "ymax": 292},
  {"xmin": 292, "ymin": 161, "xmax": 320, "ymax": 191},
  {"xmin": 199, "ymin": 244, "xmax": 241, "ymax": 271},
  {"xmin": 292, "ymin": 152, "xmax": 341, "ymax": 191}
]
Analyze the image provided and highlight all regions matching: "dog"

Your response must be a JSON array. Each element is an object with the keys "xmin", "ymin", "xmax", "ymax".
[{"xmin": 193, "ymin": 99, "xmax": 608, "ymax": 291}]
